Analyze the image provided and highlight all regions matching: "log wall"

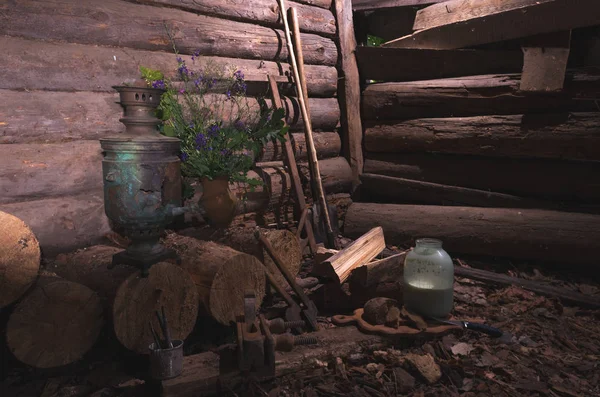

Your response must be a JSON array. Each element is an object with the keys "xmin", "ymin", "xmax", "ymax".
[
  {"xmin": 351, "ymin": 3, "xmax": 600, "ymax": 262},
  {"xmin": 0, "ymin": 0, "xmax": 352, "ymax": 256}
]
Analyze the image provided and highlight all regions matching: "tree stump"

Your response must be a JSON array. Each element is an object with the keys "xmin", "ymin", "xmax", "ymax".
[
  {"xmin": 5, "ymin": 273, "xmax": 104, "ymax": 368},
  {"xmin": 164, "ymin": 234, "xmax": 266, "ymax": 325},
  {"xmin": 221, "ymin": 228, "xmax": 302, "ymax": 289},
  {"xmin": 112, "ymin": 262, "xmax": 200, "ymax": 354},
  {"xmin": 0, "ymin": 210, "xmax": 40, "ymax": 308}
]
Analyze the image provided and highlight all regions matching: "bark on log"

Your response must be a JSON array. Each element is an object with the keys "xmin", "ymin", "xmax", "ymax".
[
  {"xmin": 344, "ymin": 203, "xmax": 600, "ymax": 267},
  {"xmin": 163, "ymin": 235, "xmax": 266, "ymax": 325},
  {"xmin": 364, "ymin": 112, "xmax": 600, "ymax": 162},
  {"xmin": 0, "ymin": 37, "xmax": 337, "ymax": 97},
  {"xmin": 112, "ymin": 262, "xmax": 200, "ymax": 354},
  {"xmin": 357, "ymin": 173, "xmax": 551, "ymax": 209},
  {"xmin": 0, "ymin": 90, "xmax": 339, "ymax": 144},
  {"xmin": 123, "ymin": 0, "xmax": 336, "ymax": 35},
  {"xmin": 298, "ymin": 157, "xmax": 354, "ymax": 195},
  {"xmin": 363, "ymin": 153, "xmax": 600, "ymax": 204},
  {"xmin": 219, "ymin": 228, "xmax": 302, "ymax": 289},
  {"xmin": 0, "ymin": 192, "xmax": 111, "ymax": 257},
  {"xmin": 361, "ymin": 72, "xmax": 600, "ymax": 120},
  {"xmin": 258, "ymin": 132, "xmax": 341, "ymax": 162},
  {"xmin": 5, "ymin": 274, "xmax": 104, "ymax": 368},
  {"xmin": 0, "ymin": 211, "xmax": 40, "ymax": 308},
  {"xmin": 1, "ymin": 0, "xmax": 338, "ymax": 66}
]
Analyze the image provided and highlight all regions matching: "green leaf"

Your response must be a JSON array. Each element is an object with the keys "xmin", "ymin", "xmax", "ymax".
[{"xmin": 162, "ymin": 124, "xmax": 176, "ymax": 137}]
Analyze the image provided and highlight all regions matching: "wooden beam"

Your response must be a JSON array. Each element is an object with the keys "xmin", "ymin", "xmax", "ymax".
[
  {"xmin": 334, "ymin": 0, "xmax": 364, "ymax": 187},
  {"xmin": 362, "ymin": 7, "xmax": 417, "ymax": 42},
  {"xmin": 520, "ymin": 31, "xmax": 572, "ymax": 92},
  {"xmin": 352, "ymin": 0, "xmax": 446, "ymax": 12},
  {"xmin": 356, "ymin": 47, "xmax": 523, "ymax": 82},
  {"xmin": 384, "ymin": 0, "xmax": 600, "ymax": 50}
]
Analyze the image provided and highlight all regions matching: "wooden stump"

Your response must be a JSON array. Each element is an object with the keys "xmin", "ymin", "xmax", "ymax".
[
  {"xmin": 5, "ymin": 274, "xmax": 104, "ymax": 368},
  {"xmin": 0, "ymin": 211, "xmax": 40, "ymax": 308},
  {"xmin": 112, "ymin": 262, "xmax": 200, "ymax": 354},
  {"xmin": 222, "ymin": 228, "xmax": 302, "ymax": 289},
  {"xmin": 165, "ymin": 234, "xmax": 266, "ymax": 326}
]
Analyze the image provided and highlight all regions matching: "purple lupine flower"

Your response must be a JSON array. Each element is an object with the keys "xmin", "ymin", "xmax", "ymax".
[
  {"xmin": 178, "ymin": 63, "xmax": 190, "ymax": 78},
  {"xmin": 234, "ymin": 120, "xmax": 245, "ymax": 131},
  {"xmin": 188, "ymin": 122, "xmax": 195, "ymax": 129},
  {"xmin": 207, "ymin": 124, "xmax": 220, "ymax": 137},
  {"xmin": 179, "ymin": 89, "xmax": 185, "ymax": 94},
  {"xmin": 191, "ymin": 50, "xmax": 200, "ymax": 62},
  {"xmin": 151, "ymin": 80, "xmax": 166, "ymax": 89},
  {"xmin": 206, "ymin": 78, "xmax": 217, "ymax": 89},
  {"xmin": 220, "ymin": 149, "xmax": 231, "ymax": 156},
  {"xmin": 176, "ymin": 56, "xmax": 183, "ymax": 63},
  {"xmin": 226, "ymin": 89, "xmax": 232, "ymax": 99},
  {"xmin": 233, "ymin": 70, "xmax": 244, "ymax": 81},
  {"xmin": 195, "ymin": 133, "xmax": 207, "ymax": 149},
  {"xmin": 180, "ymin": 152, "xmax": 189, "ymax": 162}
]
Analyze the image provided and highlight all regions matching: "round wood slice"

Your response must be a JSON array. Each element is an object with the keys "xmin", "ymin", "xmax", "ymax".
[
  {"xmin": 6, "ymin": 275, "xmax": 104, "ymax": 368},
  {"xmin": 112, "ymin": 262, "xmax": 199, "ymax": 354},
  {"xmin": 0, "ymin": 210, "xmax": 41, "ymax": 308}
]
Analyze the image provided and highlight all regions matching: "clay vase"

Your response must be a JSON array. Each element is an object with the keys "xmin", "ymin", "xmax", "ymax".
[{"xmin": 199, "ymin": 176, "xmax": 238, "ymax": 228}]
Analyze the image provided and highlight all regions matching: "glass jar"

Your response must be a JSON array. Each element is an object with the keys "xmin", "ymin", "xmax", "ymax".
[{"xmin": 403, "ymin": 238, "xmax": 454, "ymax": 318}]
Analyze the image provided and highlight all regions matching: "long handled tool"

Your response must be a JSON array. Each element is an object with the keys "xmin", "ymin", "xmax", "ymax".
[{"xmin": 276, "ymin": 0, "xmax": 339, "ymax": 250}]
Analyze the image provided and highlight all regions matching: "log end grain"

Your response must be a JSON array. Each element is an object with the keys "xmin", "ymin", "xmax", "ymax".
[
  {"xmin": 112, "ymin": 262, "xmax": 200, "ymax": 354},
  {"xmin": 0, "ymin": 211, "xmax": 41, "ymax": 308},
  {"xmin": 6, "ymin": 276, "xmax": 104, "ymax": 368}
]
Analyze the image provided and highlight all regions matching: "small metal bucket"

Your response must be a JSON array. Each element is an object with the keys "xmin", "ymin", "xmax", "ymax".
[{"xmin": 149, "ymin": 340, "xmax": 184, "ymax": 380}]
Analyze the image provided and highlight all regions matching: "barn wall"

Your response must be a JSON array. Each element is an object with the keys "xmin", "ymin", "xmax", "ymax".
[{"xmin": 0, "ymin": 0, "xmax": 353, "ymax": 256}]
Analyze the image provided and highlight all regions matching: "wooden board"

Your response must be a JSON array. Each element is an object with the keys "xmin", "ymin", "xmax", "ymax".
[
  {"xmin": 384, "ymin": 0, "xmax": 600, "ymax": 50},
  {"xmin": 334, "ymin": 0, "xmax": 364, "ymax": 185},
  {"xmin": 356, "ymin": 47, "xmax": 523, "ymax": 82},
  {"xmin": 122, "ymin": 0, "xmax": 336, "ymax": 35},
  {"xmin": 364, "ymin": 112, "xmax": 600, "ymax": 161},
  {"xmin": 352, "ymin": 0, "xmax": 447, "ymax": 12},
  {"xmin": 1, "ymin": 0, "xmax": 338, "ymax": 66},
  {"xmin": 357, "ymin": 173, "xmax": 550, "ymax": 209},
  {"xmin": 363, "ymin": 153, "xmax": 600, "ymax": 204},
  {"xmin": 361, "ymin": 71, "xmax": 600, "ymax": 120},
  {"xmin": 344, "ymin": 203, "xmax": 600, "ymax": 268},
  {"xmin": 0, "ymin": 90, "xmax": 340, "ymax": 144},
  {"xmin": 520, "ymin": 31, "xmax": 572, "ymax": 92},
  {"xmin": 0, "ymin": 37, "xmax": 338, "ymax": 97}
]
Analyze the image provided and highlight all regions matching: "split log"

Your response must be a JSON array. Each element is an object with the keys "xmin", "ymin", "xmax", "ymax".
[
  {"xmin": 312, "ymin": 227, "xmax": 385, "ymax": 284},
  {"xmin": 349, "ymin": 253, "xmax": 406, "ymax": 307},
  {"xmin": 0, "ymin": 90, "xmax": 339, "ymax": 144},
  {"xmin": 357, "ymin": 173, "xmax": 550, "ymax": 209},
  {"xmin": 356, "ymin": 47, "xmax": 523, "ymax": 82},
  {"xmin": 520, "ymin": 31, "xmax": 572, "ymax": 92},
  {"xmin": 0, "ymin": 36, "xmax": 338, "ymax": 97},
  {"xmin": 220, "ymin": 228, "xmax": 302, "ymax": 289},
  {"xmin": 122, "ymin": 0, "xmax": 336, "ymax": 35},
  {"xmin": 363, "ymin": 153, "xmax": 600, "ymax": 204},
  {"xmin": 383, "ymin": 0, "xmax": 600, "ymax": 50},
  {"xmin": 5, "ymin": 274, "xmax": 104, "ymax": 368},
  {"xmin": 1, "ymin": 0, "xmax": 338, "ymax": 66},
  {"xmin": 258, "ymin": 132, "xmax": 341, "ymax": 162},
  {"xmin": 344, "ymin": 203, "xmax": 600, "ymax": 268},
  {"xmin": 163, "ymin": 235, "xmax": 266, "ymax": 325},
  {"xmin": 364, "ymin": 112, "xmax": 600, "ymax": 162},
  {"xmin": 0, "ymin": 211, "xmax": 40, "ymax": 308},
  {"xmin": 361, "ymin": 71, "xmax": 600, "ymax": 120}
]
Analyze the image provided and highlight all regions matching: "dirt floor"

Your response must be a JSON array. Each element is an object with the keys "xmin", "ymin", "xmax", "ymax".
[{"xmin": 2, "ymin": 231, "xmax": 600, "ymax": 397}]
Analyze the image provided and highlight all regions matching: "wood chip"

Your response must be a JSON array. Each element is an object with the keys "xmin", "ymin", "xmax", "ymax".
[{"xmin": 405, "ymin": 353, "xmax": 442, "ymax": 384}]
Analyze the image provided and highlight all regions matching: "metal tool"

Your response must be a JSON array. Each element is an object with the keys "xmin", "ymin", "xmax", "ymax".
[
  {"xmin": 256, "ymin": 230, "xmax": 320, "ymax": 332},
  {"xmin": 429, "ymin": 317, "xmax": 504, "ymax": 338}
]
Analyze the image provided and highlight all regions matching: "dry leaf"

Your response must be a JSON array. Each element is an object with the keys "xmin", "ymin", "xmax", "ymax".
[{"xmin": 451, "ymin": 342, "xmax": 474, "ymax": 356}]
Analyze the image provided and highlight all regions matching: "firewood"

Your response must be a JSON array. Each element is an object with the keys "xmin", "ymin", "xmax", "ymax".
[
  {"xmin": 312, "ymin": 227, "xmax": 386, "ymax": 284},
  {"xmin": 349, "ymin": 252, "xmax": 406, "ymax": 307},
  {"xmin": 164, "ymin": 235, "xmax": 266, "ymax": 326},
  {"xmin": 0, "ymin": 211, "xmax": 40, "ymax": 308},
  {"xmin": 5, "ymin": 273, "xmax": 104, "ymax": 368}
]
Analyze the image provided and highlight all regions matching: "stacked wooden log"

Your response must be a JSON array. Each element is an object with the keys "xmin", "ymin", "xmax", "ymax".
[{"xmin": 0, "ymin": 0, "xmax": 350, "ymax": 257}]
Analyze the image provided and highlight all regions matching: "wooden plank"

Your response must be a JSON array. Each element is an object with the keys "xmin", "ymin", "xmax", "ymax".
[
  {"xmin": 344, "ymin": 202, "xmax": 600, "ymax": 268},
  {"xmin": 0, "ymin": 0, "xmax": 338, "ymax": 66},
  {"xmin": 334, "ymin": 0, "xmax": 364, "ymax": 186},
  {"xmin": 363, "ymin": 153, "xmax": 600, "ymax": 203},
  {"xmin": 361, "ymin": 71, "xmax": 600, "ymax": 120},
  {"xmin": 0, "ymin": 193, "xmax": 111, "ymax": 257},
  {"xmin": 364, "ymin": 112, "xmax": 600, "ymax": 161},
  {"xmin": 356, "ymin": 47, "xmax": 523, "ymax": 81},
  {"xmin": 357, "ymin": 173, "xmax": 550, "ymax": 209},
  {"xmin": 122, "ymin": 0, "xmax": 336, "ymax": 35},
  {"xmin": 384, "ymin": 0, "xmax": 600, "ymax": 50},
  {"xmin": 352, "ymin": 0, "xmax": 447, "ymax": 12},
  {"xmin": 0, "ymin": 90, "xmax": 340, "ymax": 144},
  {"xmin": 520, "ymin": 31, "xmax": 572, "ymax": 92},
  {"xmin": 0, "ymin": 37, "xmax": 337, "ymax": 97}
]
